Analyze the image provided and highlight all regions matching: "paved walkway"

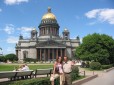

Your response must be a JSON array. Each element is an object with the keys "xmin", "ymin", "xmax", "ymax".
[
  {"xmin": 81, "ymin": 69, "xmax": 114, "ymax": 85},
  {"xmin": 79, "ymin": 67, "xmax": 104, "ymax": 76}
]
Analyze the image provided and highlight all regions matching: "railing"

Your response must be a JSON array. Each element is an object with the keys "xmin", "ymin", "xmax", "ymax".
[{"xmin": 79, "ymin": 70, "xmax": 95, "ymax": 77}]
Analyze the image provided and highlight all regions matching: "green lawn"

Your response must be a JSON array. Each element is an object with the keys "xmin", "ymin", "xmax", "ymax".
[{"xmin": 0, "ymin": 64, "xmax": 53, "ymax": 71}]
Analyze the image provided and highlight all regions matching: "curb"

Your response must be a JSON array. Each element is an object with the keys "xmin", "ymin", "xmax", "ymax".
[
  {"xmin": 104, "ymin": 67, "xmax": 114, "ymax": 72},
  {"xmin": 72, "ymin": 74, "xmax": 98, "ymax": 85}
]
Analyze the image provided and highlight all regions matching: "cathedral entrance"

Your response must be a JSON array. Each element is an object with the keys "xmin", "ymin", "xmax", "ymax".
[{"xmin": 36, "ymin": 48, "xmax": 66, "ymax": 61}]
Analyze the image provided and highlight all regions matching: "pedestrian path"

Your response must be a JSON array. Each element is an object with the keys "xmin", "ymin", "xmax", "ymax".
[
  {"xmin": 79, "ymin": 67, "xmax": 104, "ymax": 76},
  {"xmin": 81, "ymin": 69, "xmax": 114, "ymax": 85}
]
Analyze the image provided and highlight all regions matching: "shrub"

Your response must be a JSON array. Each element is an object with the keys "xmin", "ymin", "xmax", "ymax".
[
  {"xmin": 24, "ymin": 58, "xmax": 37, "ymax": 63},
  {"xmin": 71, "ymin": 66, "xmax": 79, "ymax": 81},
  {"xmin": 1, "ymin": 77, "xmax": 52, "ymax": 85},
  {"xmin": 54, "ymin": 78, "xmax": 60, "ymax": 85},
  {"xmin": 90, "ymin": 62, "xmax": 101, "ymax": 70},
  {"xmin": 85, "ymin": 61, "xmax": 90, "ymax": 68},
  {"xmin": 102, "ymin": 65, "xmax": 112, "ymax": 69},
  {"xmin": 81, "ymin": 61, "xmax": 86, "ymax": 68}
]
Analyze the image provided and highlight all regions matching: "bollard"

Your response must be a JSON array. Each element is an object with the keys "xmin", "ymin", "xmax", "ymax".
[
  {"xmin": 93, "ymin": 71, "xmax": 94, "ymax": 75},
  {"xmin": 84, "ymin": 71, "xmax": 86, "ymax": 77}
]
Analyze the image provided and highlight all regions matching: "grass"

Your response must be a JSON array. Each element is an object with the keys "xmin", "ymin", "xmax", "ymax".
[
  {"xmin": 76, "ymin": 76, "xmax": 85, "ymax": 80},
  {"xmin": 0, "ymin": 64, "xmax": 53, "ymax": 71}
]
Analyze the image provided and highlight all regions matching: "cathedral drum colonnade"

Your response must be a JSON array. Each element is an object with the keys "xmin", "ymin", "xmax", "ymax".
[{"xmin": 15, "ymin": 7, "xmax": 80, "ymax": 62}]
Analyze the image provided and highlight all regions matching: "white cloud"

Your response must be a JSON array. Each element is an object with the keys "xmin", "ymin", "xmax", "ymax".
[
  {"xmin": 4, "ymin": 24, "xmax": 15, "ymax": 34},
  {"xmin": 17, "ymin": 27, "xmax": 33, "ymax": 38},
  {"xmin": 85, "ymin": 8, "xmax": 114, "ymax": 24},
  {"xmin": 85, "ymin": 9, "xmax": 100, "ymax": 18},
  {"xmin": 6, "ymin": 47, "xmax": 15, "ymax": 54},
  {"xmin": 7, "ymin": 36, "xmax": 18, "ymax": 43},
  {"xmin": 0, "ymin": 8, "xmax": 2, "ymax": 12},
  {"xmin": 4, "ymin": 0, "xmax": 29, "ymax": 5}
]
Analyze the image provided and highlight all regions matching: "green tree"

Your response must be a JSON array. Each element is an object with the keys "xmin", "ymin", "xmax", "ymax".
[
  {"xmin": 0, "ymin": 55, "xmax": 6, "ymax": 62},
  {"xmin": 76, "ymin": 33, "xmax": 114, "ymax": 65},
  {"xmin": 5, "ymin": 54, "xmax": 18, "ymax": 61}
]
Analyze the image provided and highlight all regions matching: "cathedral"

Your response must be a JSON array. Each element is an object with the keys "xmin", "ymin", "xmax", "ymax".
[{"xmin": 15, "ymin": 7, "xmax": 80, "ymax": 62}]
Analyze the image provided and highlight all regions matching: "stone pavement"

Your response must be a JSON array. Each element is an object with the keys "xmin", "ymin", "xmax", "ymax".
[
  {"xmin": 79, "ymin": 67, "xmax": 104, "ymax": 76},
  {"xmin": 81, "ymin": 69, "xmax": 114, "ymax": 85}
]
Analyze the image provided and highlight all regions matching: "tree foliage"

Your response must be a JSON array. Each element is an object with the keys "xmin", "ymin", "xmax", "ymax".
[
  {"xmin": 0, "ymin": 55, "xmax": 6, "ymax": 62},
  {"xmin": 76, "ymin": 33, "xmax": 114, "ymax": 64},
  {"xmin": 5, "ymin": 54, "xmax": 18, "ymax": 61}
]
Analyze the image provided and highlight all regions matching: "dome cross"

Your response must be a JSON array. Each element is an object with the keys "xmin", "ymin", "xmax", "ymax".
[{"xmin": 48, "ymin": 7, "xmax": 51, "ymax": 13}]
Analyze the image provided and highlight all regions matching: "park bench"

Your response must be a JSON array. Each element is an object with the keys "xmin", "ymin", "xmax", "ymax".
[
  {"xmin": 15, "ymin": 70, "xmax": 33, "ymax": 80},
  {"xmin": 0, "ymin": 71, "xmax": 17, "ymax": 80},
  {"xmin": 0, "ymin": 70, "xmax": 33, "ymax": 80},
  {"xmin": 34, "ymin": 68, "xmax": 53, "ymax": 78}
]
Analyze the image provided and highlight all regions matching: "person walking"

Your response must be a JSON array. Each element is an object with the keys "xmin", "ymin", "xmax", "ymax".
[
  {"xmin": 50, "ymin": 56, "xmax": 65, "ymax": 85},
  {"xmin": 63, "ymin": 56, "xmax": 74, "ymax": 85}
]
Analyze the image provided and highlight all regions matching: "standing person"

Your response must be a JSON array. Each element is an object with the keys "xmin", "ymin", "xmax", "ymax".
[
  {"xmin": 63, "ymin": 56, "xmax": 74, "ymax": 85},
  {"xmin": 50, "ymin": 56, "xmax": 65, "ymax": 85}
]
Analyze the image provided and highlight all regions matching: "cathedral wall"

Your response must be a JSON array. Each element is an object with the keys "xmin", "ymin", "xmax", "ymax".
[
  {"xmin": 20, "ymin": 49, "xmax": 30, "ymax": 60},
  {"xmin": 65, "ymin": 41, "xmax": 71, "ymax": 46},
  {"xmin": 29, "ymin": 48, "xmax": 37, "ymax": 59},
  {"xmin": 21, "ymin": 42, "xmax": 29, "ymax": 46},
  {"xmin": 66, "ymin": 48, "xmax": 72, "ymax": 58},
  {"xmin": 30, "ymin": 42, "xmax": 36, "ymax": 46},
  {"xmin": 18, "ymin": 48, "xmax": 37, "ymax": 62},
  {"xmin": 18, "ymin": 50, "xmax": 22, "ymax": 61},
  {"xmin": 71, "ymin": 42, "xmax": 80, "ymax": 47}
]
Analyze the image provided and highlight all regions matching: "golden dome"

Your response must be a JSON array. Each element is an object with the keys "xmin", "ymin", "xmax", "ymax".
[{"xmin": 42, "ymin": 7, "xmax": 56, "ymax": 20}]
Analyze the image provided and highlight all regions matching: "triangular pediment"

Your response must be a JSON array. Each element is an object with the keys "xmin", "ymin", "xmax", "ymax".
[{"xmin": 36, "ymin": 39, "xmax": 66, "ymax": 47}]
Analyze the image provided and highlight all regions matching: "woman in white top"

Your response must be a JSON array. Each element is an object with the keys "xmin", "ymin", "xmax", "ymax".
[{"xmin": 50, "ymin": 56, "xmax": 65, "ymax": 85}]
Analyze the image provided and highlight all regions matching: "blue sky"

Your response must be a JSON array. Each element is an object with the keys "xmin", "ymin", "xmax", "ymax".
[{"xmin": 0, "ymin": 0, "xmax": 114, "ymax": 55}]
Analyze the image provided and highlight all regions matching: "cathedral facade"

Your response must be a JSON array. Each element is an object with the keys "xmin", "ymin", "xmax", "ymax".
[{"xmin": 15, "ymin": 8, "xmax": 80, "ymax": 62}]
